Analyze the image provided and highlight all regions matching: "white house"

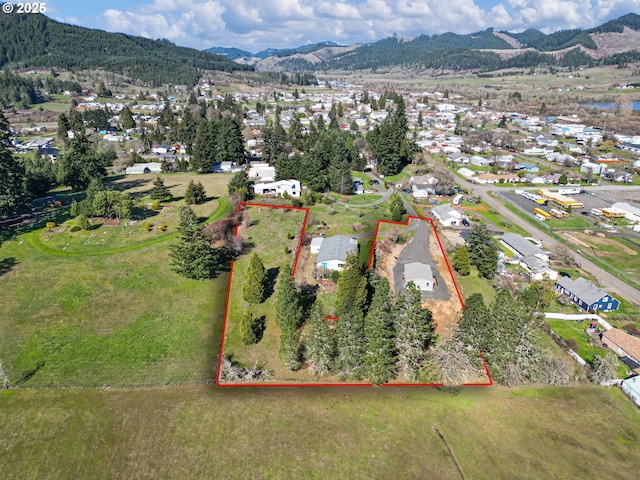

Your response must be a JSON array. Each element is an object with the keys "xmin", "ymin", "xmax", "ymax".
[
  {"xmin": 315, "ymin": 236, "xmax": 358, "ymax": 271},
  {"xmin": 403, "ymin": 262, "xmax": 435, "ymax": 291},
  {"xmin": 248, "ymin": 163, "xmax": 276, "ymax": 182},
  {"xmin": 252, "ymin": 179, "xmax": 301, "ymax": 198},
  {"xmin": 431, "ymin": 204, "xmax": 462, "ymax": 227},
  {"xmin": 411, "ymin": 184, "xmax": 430, "ymax": 199},
  {"xmin": 458, "ymin": 167, "xmax": 475, "ymax": 179},
  {"xmin": 580, "ymin": 161, "xmax": 602, "ymax": 176},
  {"xmin": 125, "ymin": 162, "xmax": 163, "ymax": 174}
]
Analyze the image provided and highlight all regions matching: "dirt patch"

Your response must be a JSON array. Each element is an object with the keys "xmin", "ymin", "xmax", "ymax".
[
  {"xmin": 427, "ymin": 232, "xmax": 463, "ymax": 334},
  {"xmin": 572, "ymin": 232, "xmax": 637, "ymax": 255},
  {"xmin": 560, "ymin": 231, "xmax": 590, "ymax": 248},
  {"xmin": 374, "ymin": 239, "xmax": 404, "ymax": 294}
]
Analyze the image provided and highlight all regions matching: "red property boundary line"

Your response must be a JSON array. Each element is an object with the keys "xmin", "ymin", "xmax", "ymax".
[{"xmin": 216, "ymin": 204, "xmax": 492, "ymax": 387}]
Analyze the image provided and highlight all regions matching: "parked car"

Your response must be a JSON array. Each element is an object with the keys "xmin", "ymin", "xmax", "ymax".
[
  {"xmin": 581, "ymin": 211, "xmax": 590, "ymax": 216},
  {"xmin": 559, "ymin": 271, "xmax": 571, "ymax": 278},
  {"xmin": 462, "ymin": 218, "xmax": 470, "ymax": 227}
]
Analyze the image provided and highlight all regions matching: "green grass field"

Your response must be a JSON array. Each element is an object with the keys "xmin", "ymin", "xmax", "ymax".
[
  {"xmin": 0, "ymin": 173, "xmax": 233, "ymax": 387},
  {"xmin": 1, "ymin": 385, "xmax": 639, "ymax": 479},
  {"xmin": 221, "ymin": 206, "xmax": 311, "ymax": 380}
]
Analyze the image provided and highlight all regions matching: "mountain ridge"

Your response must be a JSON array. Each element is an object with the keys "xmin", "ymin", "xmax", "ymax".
[{"xmin": 204, "ymin": 13, "xmax": 640, "ymax": 73}]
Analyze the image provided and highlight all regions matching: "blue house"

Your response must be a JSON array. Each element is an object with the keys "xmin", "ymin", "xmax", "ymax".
[{"xmin": 554, "ymin": 276, "xmax": 620, "ymax": 312}]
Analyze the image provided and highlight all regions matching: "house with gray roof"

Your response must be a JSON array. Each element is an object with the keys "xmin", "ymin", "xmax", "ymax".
[
  {"xmin": 554, "ymin": 276, "xmax": 620, "ymax": 312},
  {"xmin": 314, "ymin": 236, "xmax": 358, "ymax": 271},
  {"xmin": 500, "ymin": 233, "xmax": 549, "ymax": 262}
]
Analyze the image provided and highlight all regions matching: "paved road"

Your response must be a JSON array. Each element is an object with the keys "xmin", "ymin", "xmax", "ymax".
[
  {"xmin": 392, "ymin": 220, "xmax": 451, "ymax": 301},
  {"xmin": 455, "ymin": 176, "xmax": 640, "ymax": 304}
]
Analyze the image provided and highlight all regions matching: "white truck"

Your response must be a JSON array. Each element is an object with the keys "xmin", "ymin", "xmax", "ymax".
[{"xmin": 453, "ymin": 194, "xmax": 464, "ymax": 205}]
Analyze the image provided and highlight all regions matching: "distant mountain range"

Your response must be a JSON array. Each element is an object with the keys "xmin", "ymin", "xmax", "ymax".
[
  {"xmin": 0, "ymin": 12, "xmax": 253, "ymax": 86},
  {"xmin": 206, "ymin": 13, "xmax": 640, "ymax": 73}
]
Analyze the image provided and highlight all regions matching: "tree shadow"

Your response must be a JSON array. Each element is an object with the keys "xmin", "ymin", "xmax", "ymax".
[
  {"xmin": 133, "ymin": 208, "xmax": 161, "ymax": 221},
  {"xmin": 14, "ymin": 361, "xmax": 45, "ymax": 386},
  {"xmin": 299, "ymin": 282, "xmax": 319, "ymax": 317},
  {"xmin": 105, "ymin": 177, "xmax": 152, "ymax": 192},
  {"xmin": 253, "ymin": 315, "xmax": 266, "ymax": 343},
  {"xmin": 0, "ymin": 257, "xmax": 18, "ymax": 277},
  {"xmin": 264, "ymin": 266, "xmax": 280, "ymax": 300}
]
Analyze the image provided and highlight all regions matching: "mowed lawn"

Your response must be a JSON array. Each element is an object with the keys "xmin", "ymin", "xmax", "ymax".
[
  {"xmin": 222, "ymin": 205, "xmax": 317, "ymax": 380},
  {"xmin": 1, "ymin": 385, "xmax": 639, "ymax": 479},
  {"xmin": 0, "ymin": 237, "xmax": 228, "ymax": 387},
  {"xmin": 0, "ymin": 172, "xmax": 235, "ymax": 387}
]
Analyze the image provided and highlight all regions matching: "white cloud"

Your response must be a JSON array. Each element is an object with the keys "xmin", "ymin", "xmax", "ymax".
[{"xmin": 94, "ymin": 0, "xmax": 640, "ymax": 51}]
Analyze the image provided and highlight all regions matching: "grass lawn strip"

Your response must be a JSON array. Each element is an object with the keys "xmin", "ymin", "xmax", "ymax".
[{"xmin": 1, "ymin": 385, "xmax": 639, "ymax": 479}]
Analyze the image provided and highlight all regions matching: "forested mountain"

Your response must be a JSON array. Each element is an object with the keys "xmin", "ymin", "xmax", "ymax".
[
  {"xmin": 208, "ymin": 13, "xmax": 640, "ymax": 73},
  {"xmin": 0, "ymin": 11, "xmax": 253, "ymax": 86}
]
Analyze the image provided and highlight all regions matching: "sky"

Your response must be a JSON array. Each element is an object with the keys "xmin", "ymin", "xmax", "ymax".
[{"xmin": 44, "ymin": 0, "xmax": 640, "ymax": 52}]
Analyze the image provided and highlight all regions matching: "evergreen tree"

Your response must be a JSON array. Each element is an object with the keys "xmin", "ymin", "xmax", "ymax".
[
  {"xmin": 558, "ymin": 173, "xmax": 568, "ymax": 185},
  {"xmin": 451, "ymin": 245, "xmax": 471, "ymax": 276},
  {"xmin": 179, "ymin": 108, "xmax": 197, "ymax": 154},
  {"xmin": 275, "ymin": 152, "xmax": 301, "ymax": 181},
  {"xmin": 169, "ymin": 205, "xmax": 223, "ymax": 280},
  {"xmin": 364, "ymin": 278, "xmax": 397, "ymax": 384},
  {"xmin": 275, "ymin": 264, "xmax": 303, "ymax": 330},
  {"xmin": 240, "ymin": 310, "xmax": 258, "ymax": 345},
  {"xmin": 55, "ymin": 132, "xmax": 106, "ymax": 191},
  {"xmin": 395, "ymin": 282, "xmax": 434, "ymax": 380},
  {"xmin": 0, "ymin": 111, "xmax": 25, "ymax": 217},
  {"xmin": 304, "ymin": 302, "xmax": 335, "ymax": 376},
  {"xmin": 22, "ymin": 151, "xmax": 56, "ymax": 198},
  {"xmin": 243, "ymin": 253, "xmax": 268, "ymax": 304},
  {"xmin": 288, "ymin": 114, "xmax": 305, "ymax": 150},
  {"xmin": 279, "ymin": 322, "xmax": 302, "ymax": 371},
  {"xmin": 367, "ymin": 95, "xmax": 410, "ymax": 176},
  {"xmin": 335, "ymin": 310, "xmax": 366, "ymax": 379},
  {"xmin": 150, "ymin": 175, "xmax": 171, "ymax": 200},
  {"xmin": 389, "ymin": 193, "xmax": 406, "ymax": 222},
  {"xmin": 184, "ymin": 180, "xmax": 206, "ymax": 205},
  {"xmin": 191, "ymin": 120, "xmax": 217, "ymax": 173},
  {"xmin": 335, "ymin": 253, "xmax": 366, "ymax": 320},
  {"xmin": 227, "ymin": 169, "xmax": 253, "ymax": 200},
  {"xmin": 56, "ymin": 112, "xmax": 70, "ymax": 141},
  {"xmin": 466, "ymin": 224, "xmax": 498, "ymax": 279},
  {"xmin": 216, "ymin": 117, "xmax": 246, "ymax": 164},
  {"xmin": 121, "ymin": 106, "xmax": 135, "ymax": 130}
]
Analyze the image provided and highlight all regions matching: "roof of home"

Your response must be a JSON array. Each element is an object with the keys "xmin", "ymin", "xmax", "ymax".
[
  {"xmin": 501, "ymin": 233, "xmax": 546, "ymax": 258},
  {"xmin": 521, "ymin": 255, "xmax": 549, "ymax": 273},
  {"xmin": 404, "ymin": 262, "xmax": 433, "ymax": 282},
  {"xmin": 556, "ymin": 276, "xmax": 616, "ymax": 305},
  {"xmin": 316, "ymin": 235, "xmax": 358, "ymax": 264},
  {"xmin": 602, "ymin": 328, "xmax": 640, "ymax": 361}
]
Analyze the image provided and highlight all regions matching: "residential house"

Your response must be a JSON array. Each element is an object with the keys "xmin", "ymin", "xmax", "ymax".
[
  {"xmin": 411, "ymin": 184, "xmax": 430, "ymax": 199},
  {"xmin": 470, "ymin": 156, "xmax": 491, "ymax": 167},
  {"xmin": 554, "ymin": 276, "xmax": 620, "ymax": 312},
  {"xmin": 248, "ymin": 163, "xmax": 276, "ymax": 182},
  {"xmin": 125, "ymin": 162, "xmax": 163, "ymax": 174},
  {"xmin": 403, "ymin": 262, "xmax": 435, "ymax": 291},
  {"xmin": 601, "ymin": 328, "xmax": 640, "ymax": 364},
  {"xmin": 580, "ymin": 161, "xmax": 603, "ymax": 176},
  {"xmin": 523, "ymin": 144, "xmax": 553, "ymax": 156},
  {"xmin": 431, "ymin": 204, "xmax": 462, "ymax": 227},
  {"xmin": 457, "ymin": 167, "xmax": 475, "ymax": 179},
  {"xmin": 500, "ymin": 233, "xmax": 549, "ymax": 262},
  {"xmin": 447, "ymin": 152, "xmax": 469, "ymax": 164},
  {"xmin": 523, "ymin": 173, "xmax": 546, "ymax": 184},
  {"xmin": 520, "ymin": 255, "xmax": 558, "ymax": 281},
  {"xmin": 473, "ymin": 173, "xmax": 519, "ymax": 184},
  {"xmin": 515, "ymin": 163, "xmax": 540, "ymax": 173},
  {"xmin": 253, "ymin": 179, "xmax": 301, "ymax": 198},
  {"xmin": 314, "ymin": 236, "xmax": 359, "ymax": 271}
]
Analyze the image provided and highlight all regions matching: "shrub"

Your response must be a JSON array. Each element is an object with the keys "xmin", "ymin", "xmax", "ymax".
[
  {"xmin": 77, "ymin": 215, "xmax": 91, "ymax": 231},
  {"xmin": 152, "ymin": 200, "xmax": 161, "ymax": 210},
  {"xmin": 566, "ymin": 338, "xmax": 579, "ymax": 352},
  {"xmin": 69, "ymin": 225, "xmax": 81, "ymax": 232},
  {"xmin": 284, "ymin": 246, "xmax": 291, "ymax": 254},
  {"xmin": 144, "ymin": 222, "xmax": 152, "ymax": 232},
  {"xmin": 46, "ymin": 222, "xmax": 56, "ymax": 230},
  {"xmin": 286, "ymin": 232, "xmax": 294, "ymax": 239},
  {"xmin": 159, "ymin": 224, "xmax": 167, "ymax": 232}
]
